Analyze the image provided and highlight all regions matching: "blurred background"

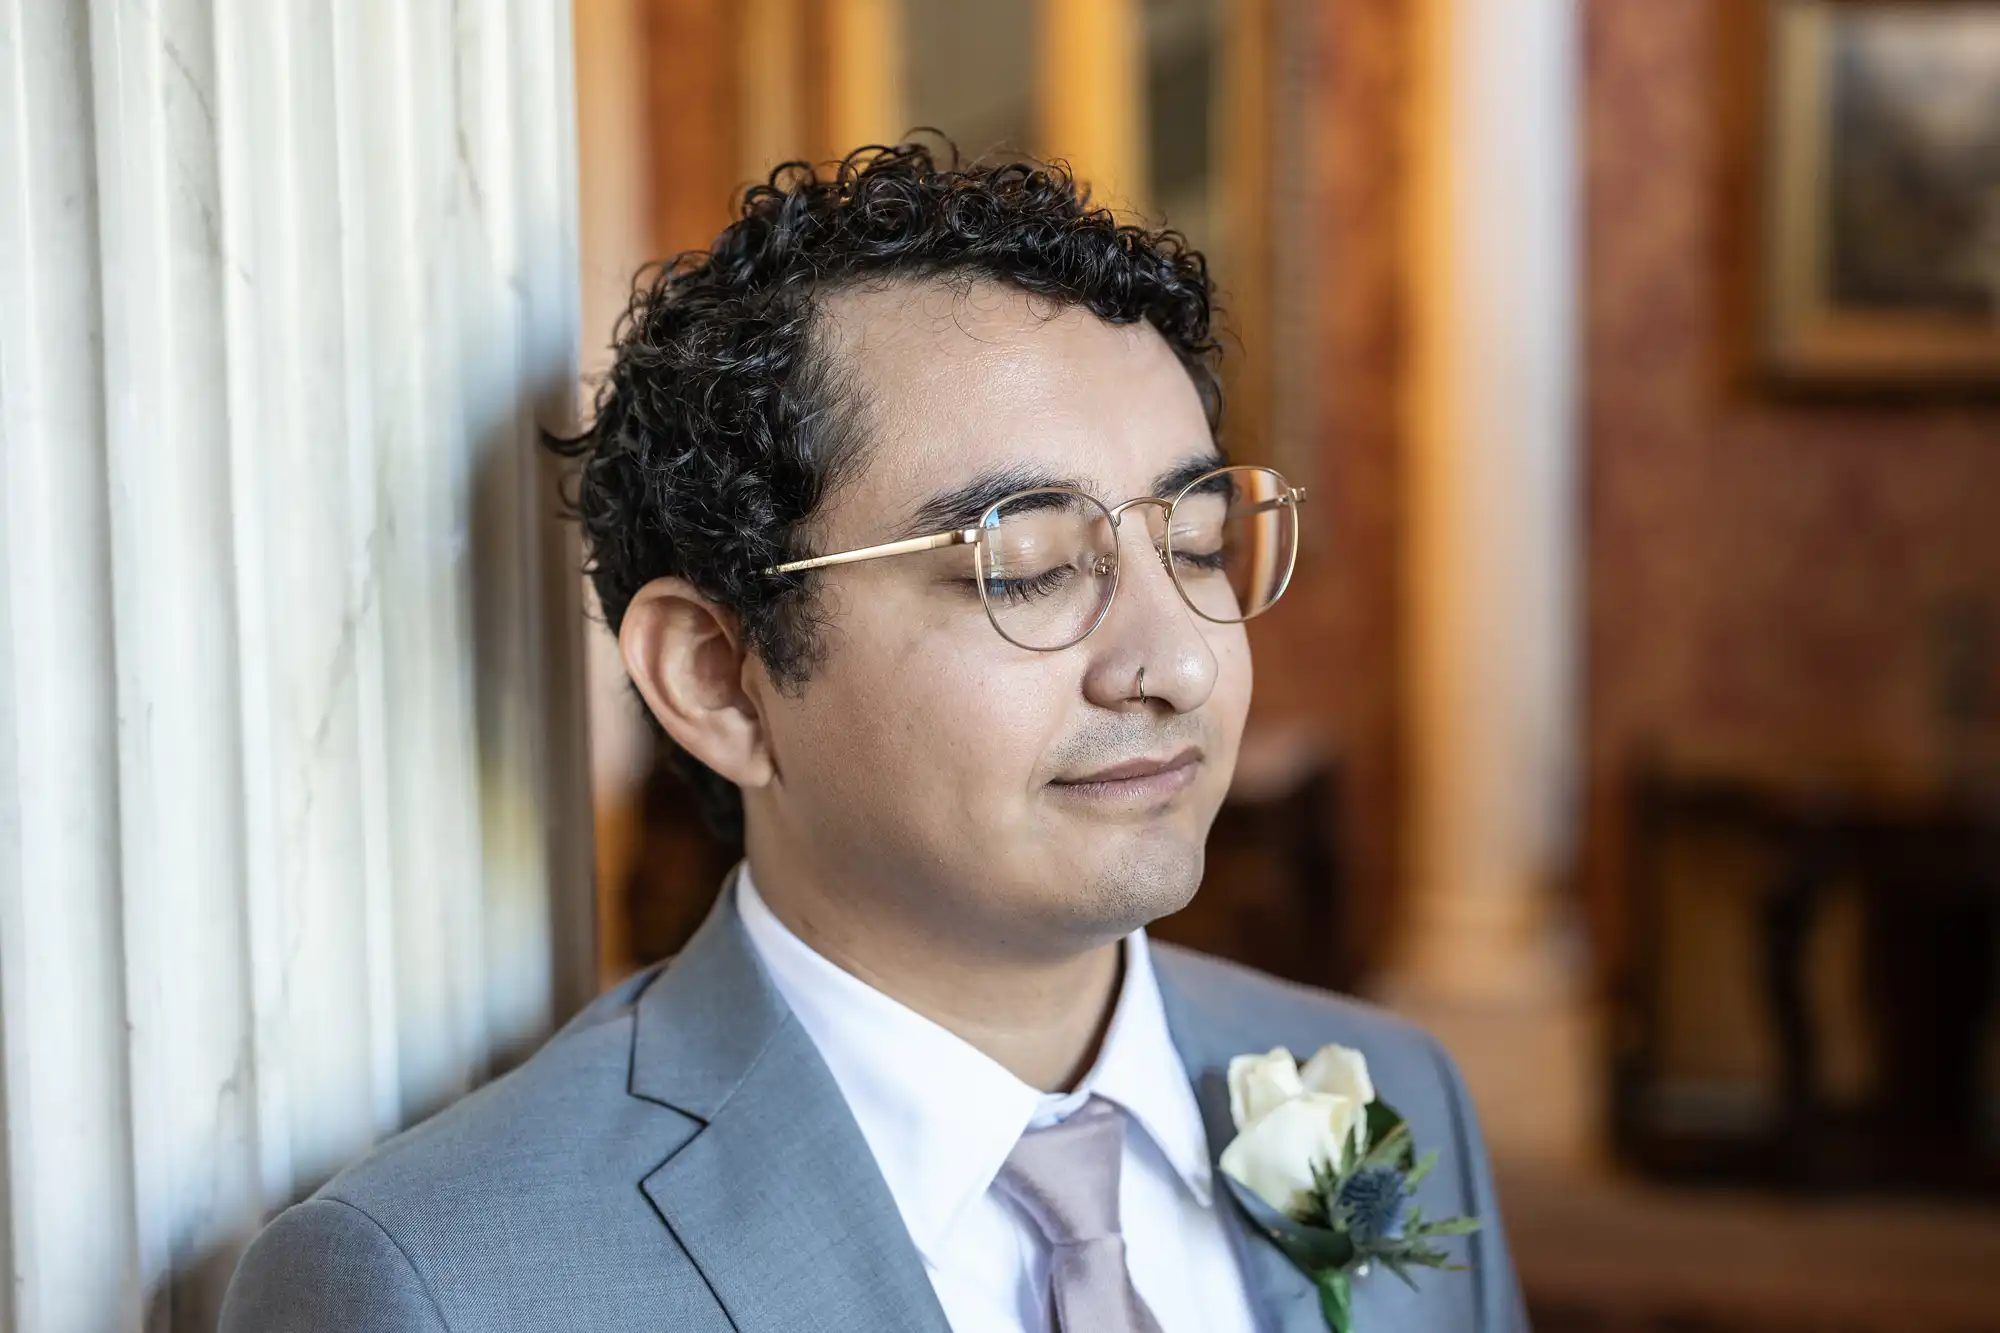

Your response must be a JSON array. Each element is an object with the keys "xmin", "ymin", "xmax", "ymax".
[{"xmin": 575, "ymin": 1, "xmax": 2000, "ymax": 1329}]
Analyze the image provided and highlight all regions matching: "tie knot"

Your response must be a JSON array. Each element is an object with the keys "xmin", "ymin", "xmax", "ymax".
[{"xmin": 996, "ymin": 1096, "xmax": 1128, "ymax": 1245}]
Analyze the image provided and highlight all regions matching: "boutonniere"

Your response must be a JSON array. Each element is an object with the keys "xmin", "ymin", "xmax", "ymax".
[{"xmin": 1217, "ymin": 1045, "xmax": 1480, "ymax": 1333}]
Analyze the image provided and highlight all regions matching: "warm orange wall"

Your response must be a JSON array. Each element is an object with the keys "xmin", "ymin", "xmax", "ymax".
[
  {"xmin": 1583, "ymin": 1, "xmax": 2000, "ymax": 965},
  {"xmin": 643, "ymin": 0, "xmax": 743, "ymax": 257},
  {"xmin": 1241, "ymin": 0, "xmax": 1412, "ymax": 974}
]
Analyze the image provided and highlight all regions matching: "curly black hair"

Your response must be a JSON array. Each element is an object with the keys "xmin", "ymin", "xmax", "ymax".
[{"xmin": 550, "ymin": 141, "xmax": 1223, "ymax": 844}]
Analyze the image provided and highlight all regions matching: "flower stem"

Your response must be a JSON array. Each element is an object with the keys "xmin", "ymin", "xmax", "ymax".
[{"xmin": 1314, "ymin": 1269, "xmax": 1353, "ymax": 1333}]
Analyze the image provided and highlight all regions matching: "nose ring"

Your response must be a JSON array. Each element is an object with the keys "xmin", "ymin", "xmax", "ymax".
[{"xmin": 1135, "ymin": 667, "xmax": 1149, "ymax": 704}]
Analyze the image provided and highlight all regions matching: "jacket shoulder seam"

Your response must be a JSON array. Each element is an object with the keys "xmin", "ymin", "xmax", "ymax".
[{"xmin": 313, "ymin": 1194, "xmax": 455, "ymax": 1332}]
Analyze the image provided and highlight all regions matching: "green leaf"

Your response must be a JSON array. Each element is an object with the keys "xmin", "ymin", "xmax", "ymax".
[
  {"xmin": 1221, "ymin": 1174, "xmax": 1356, "ymax": 1271},
  {"xmin": 1362, "ymin": 1232, "xmax": 1464, "ymax": 1272},
  {"xmin": 1404, "ymin": 1148, "xmax": 1439, "ymax": 1191},
  {"xmin": 1414, "ymin": 1216, "xmax": 1483, "ymax": 1238},
  {"xmin": 1309, "ymin": 1158, "xmax": 1342, "ymax": 1223},
  {"xmin": 1364, "ymin": 1098, "xmax": 1404, "ymax": 1150},
  {"xmin": 1277, "ymin": 1227, "xmax": 1357, "ymax": 1275},
  {"xmin": 1354, "ymin": 1120, "xmax": 1413, "ymax": 1176}
]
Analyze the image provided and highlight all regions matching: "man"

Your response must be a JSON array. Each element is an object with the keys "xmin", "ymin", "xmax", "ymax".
[{"xmin": 222, "ymin": 144, "xmax": 1526, "ymax": 1332}]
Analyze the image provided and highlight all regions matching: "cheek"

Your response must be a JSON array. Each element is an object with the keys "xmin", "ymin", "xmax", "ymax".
[
  {"xmin": 1211, "ymin": 622, "xmax": 1254, "ymax": 711},
  {"xmin": 788, "ymin": 595, "xmax": 1074, "ymax": 805},
  {"xmin": 1203, "ymin": 624, "xmax": 1255, "ymax": 781}
]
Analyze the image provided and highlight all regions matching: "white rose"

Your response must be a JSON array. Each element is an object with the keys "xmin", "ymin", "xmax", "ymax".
[
  {"xmin": 1218, "ymin": 1092, "xmax": 1365, "ymax": 1220},
  {"xmin": 1227, "ymin": 1047, "xmax": 1306, "ymax": 1131},
  {"xmin": 1219, "ymin": 1043, "xmax": 1378, "ymax": 1220}
]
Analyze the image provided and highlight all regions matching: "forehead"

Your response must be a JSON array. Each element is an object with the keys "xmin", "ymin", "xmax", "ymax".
[{"xmin": 811, "ymin": 279, "xmax": 1215, "ymax": 539}]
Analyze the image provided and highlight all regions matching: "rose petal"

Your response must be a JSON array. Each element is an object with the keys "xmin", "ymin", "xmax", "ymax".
[
  {"xmin": 1226, "ymin": 1047, "xmax": 1304, "ymax": 1131},
  {"xmin": 1299, "ymin": 1043, "xmax": 1375, "ymax": 1106},
  {"xmin": 1219, "ymin": 1092, "xmax": 1363, "ymax": 1220},
  {"xmin": 1300, "ymin": 1044, "xmax": 1375, "ymax": 1159}
]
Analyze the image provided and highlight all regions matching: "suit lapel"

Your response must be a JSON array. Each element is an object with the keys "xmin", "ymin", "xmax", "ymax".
[
  {"xmin": 630, "ymin": 875, "xmax": 950, "ymax": 1333},
  {"xmin": 1152, "ymin": 957, "xmax": 1331, "ymax": 1333},
  {"xmin": 1187, "ymin": 1063, "xmax": 1339, "ymax": 1333}
]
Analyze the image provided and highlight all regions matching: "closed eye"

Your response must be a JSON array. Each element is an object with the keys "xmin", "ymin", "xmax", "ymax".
[
  {"xmin": 983, "ymin": 565, "xmax": 1079, "ymax": 605},
  {"xmin": 1171, "ymin": 546, "xmax": 1228, "ymax": 573}
]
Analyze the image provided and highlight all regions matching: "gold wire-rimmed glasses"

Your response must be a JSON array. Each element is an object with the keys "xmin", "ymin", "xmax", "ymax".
[{"xmin": 761, "ymin": 464, "xmax": 1307, "ymax": 652}]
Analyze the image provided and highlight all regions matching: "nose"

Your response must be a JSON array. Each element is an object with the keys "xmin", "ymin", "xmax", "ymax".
[{"xmin": 1078, "ymin": 503, "xmax": 1219, "ymax": 714}]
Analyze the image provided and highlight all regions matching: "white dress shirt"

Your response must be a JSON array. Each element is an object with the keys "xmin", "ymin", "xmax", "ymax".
[{"xmin": 736, "ymin": 866, "xmax": 1263, "ymax": 1333}]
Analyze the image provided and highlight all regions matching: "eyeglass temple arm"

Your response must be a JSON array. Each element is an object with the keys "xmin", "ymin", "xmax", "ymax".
[
  {"xmin": 1236, "ymin": 487, "xmax": 1307, "ymax": 517},
  {"xmin": 765, "ymin": 486, "xmax": 1304, "ymax": 575},
  {"xmin": 764, "ymin": 528, "xmax": 984, "ymax": 576}
]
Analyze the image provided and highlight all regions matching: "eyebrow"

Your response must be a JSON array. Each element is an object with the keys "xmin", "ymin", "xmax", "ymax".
[
  {"xmin": 897, "ymin": 464, "xmax": 1088, "ymax": 536},
  {"xmin": 897, "ymin": 448, "xmax": 1230, "ymax": 537},
  {"xmin": 1150, "ymin": 450, "xmax": 1229, "ymax": 499}
]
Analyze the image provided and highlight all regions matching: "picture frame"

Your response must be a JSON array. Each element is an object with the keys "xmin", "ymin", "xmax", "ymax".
[{"xmin": 1761, "ymin": 0, "xmax": 2000, "ymax": 391}]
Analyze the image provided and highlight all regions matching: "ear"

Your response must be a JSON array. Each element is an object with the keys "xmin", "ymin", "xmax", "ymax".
[{"xmin": 618, "ymin": 577, "xmax": 774, "ymax": 788}]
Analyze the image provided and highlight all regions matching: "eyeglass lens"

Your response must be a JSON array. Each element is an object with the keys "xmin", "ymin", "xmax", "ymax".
[{"xmin": 974, "ymin": 467, "xmax": 1298, "ymax": 651}]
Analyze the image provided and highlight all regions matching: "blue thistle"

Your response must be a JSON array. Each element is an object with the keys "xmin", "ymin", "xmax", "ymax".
[{"xmin": 1335, "ymin": 1167, "xmax": 1407, "ymax": 1245}]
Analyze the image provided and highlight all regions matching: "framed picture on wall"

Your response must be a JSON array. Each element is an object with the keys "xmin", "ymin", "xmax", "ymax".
[{"xmin": 1762, "ymin": 0, "xmax": 2000, "ymax": 390}]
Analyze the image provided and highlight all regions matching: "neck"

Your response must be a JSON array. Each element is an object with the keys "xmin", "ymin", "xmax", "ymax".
[{"xmin": 742, "ymin": 847, "xmax": 1125, "ymax": 1092}]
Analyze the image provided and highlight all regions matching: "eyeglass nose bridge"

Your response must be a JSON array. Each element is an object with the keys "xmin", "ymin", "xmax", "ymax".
[{"xmin": 1105, "ymin": 495, "xmax": 1175, "ymax": 570}]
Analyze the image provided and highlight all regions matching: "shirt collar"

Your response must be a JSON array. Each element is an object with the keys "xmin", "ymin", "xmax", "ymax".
[
  {"xmin": 734, "ymin": 865, "xmax": 1214, "ymax": 1263},
  {"xmin": 1074, "ymin": 923, "xmax": 1216, "ymax": 1207}
]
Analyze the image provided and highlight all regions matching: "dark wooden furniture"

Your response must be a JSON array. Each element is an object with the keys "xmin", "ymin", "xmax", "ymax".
[
  {"xmin": 621, "ymin": 753, "xmax": 737, "ymax": 969},
  {"xmin": 1612, "ymin": 756, "xmax": 2000, "ymax": 1197}
]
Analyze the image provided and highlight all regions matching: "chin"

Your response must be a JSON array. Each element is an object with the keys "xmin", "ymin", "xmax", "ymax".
[{"xmin": 1072, "ymin": 828, "xmax": 1206, "ymax": 937}]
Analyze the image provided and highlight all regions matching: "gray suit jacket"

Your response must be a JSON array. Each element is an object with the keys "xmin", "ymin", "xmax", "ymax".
[{"xmin": 221, "ymin": 883, "xmax": 1528, "ymax": 1331}]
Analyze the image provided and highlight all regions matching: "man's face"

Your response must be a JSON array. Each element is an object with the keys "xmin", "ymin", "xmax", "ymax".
[{"xmin": 742, "ymin": 279, "xmax": 1252, "ymax": 958}]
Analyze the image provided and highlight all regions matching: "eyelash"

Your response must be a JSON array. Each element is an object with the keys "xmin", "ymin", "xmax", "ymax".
[
  {"xmin": 1172, "ymin": 547, "xmax": 1227, "ymax": 573},
  {"xmin": 982, "ymin": 566, "xmax": 1077, "ymax": 605}
]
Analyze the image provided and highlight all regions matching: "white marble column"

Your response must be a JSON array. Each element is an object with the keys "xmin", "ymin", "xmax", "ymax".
[
  {"xmin": 0, "ymin": 2, "xmax": 594, "ymax": 1327},
  {"xmin": 1395, "ymin": 0, "xmax": 1580, "ymax": 1001}
]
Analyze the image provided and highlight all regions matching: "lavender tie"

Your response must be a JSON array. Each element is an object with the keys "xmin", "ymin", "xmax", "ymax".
[{"xmin": 995, "ymin": 1097, "xmax": 1166, "ymax": 1333}]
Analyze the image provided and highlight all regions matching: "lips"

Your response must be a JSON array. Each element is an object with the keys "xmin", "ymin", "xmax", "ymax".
[
  {"xmin": 1057, "ymin": 747, "xmax": 1204, "ymax": 786},
  {"xmin": 1047, "ymin": 745, "xmax": 1204, "ymax": 808}
]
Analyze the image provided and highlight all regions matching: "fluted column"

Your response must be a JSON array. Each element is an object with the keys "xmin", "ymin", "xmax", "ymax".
[
  {"xmin": 0, "ymin": 2, "xmax": 593, "ymax": 1327},
  {"xmin": 1395, "ymin": 0, "xmax": 1580, "ymax": 1000}
]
